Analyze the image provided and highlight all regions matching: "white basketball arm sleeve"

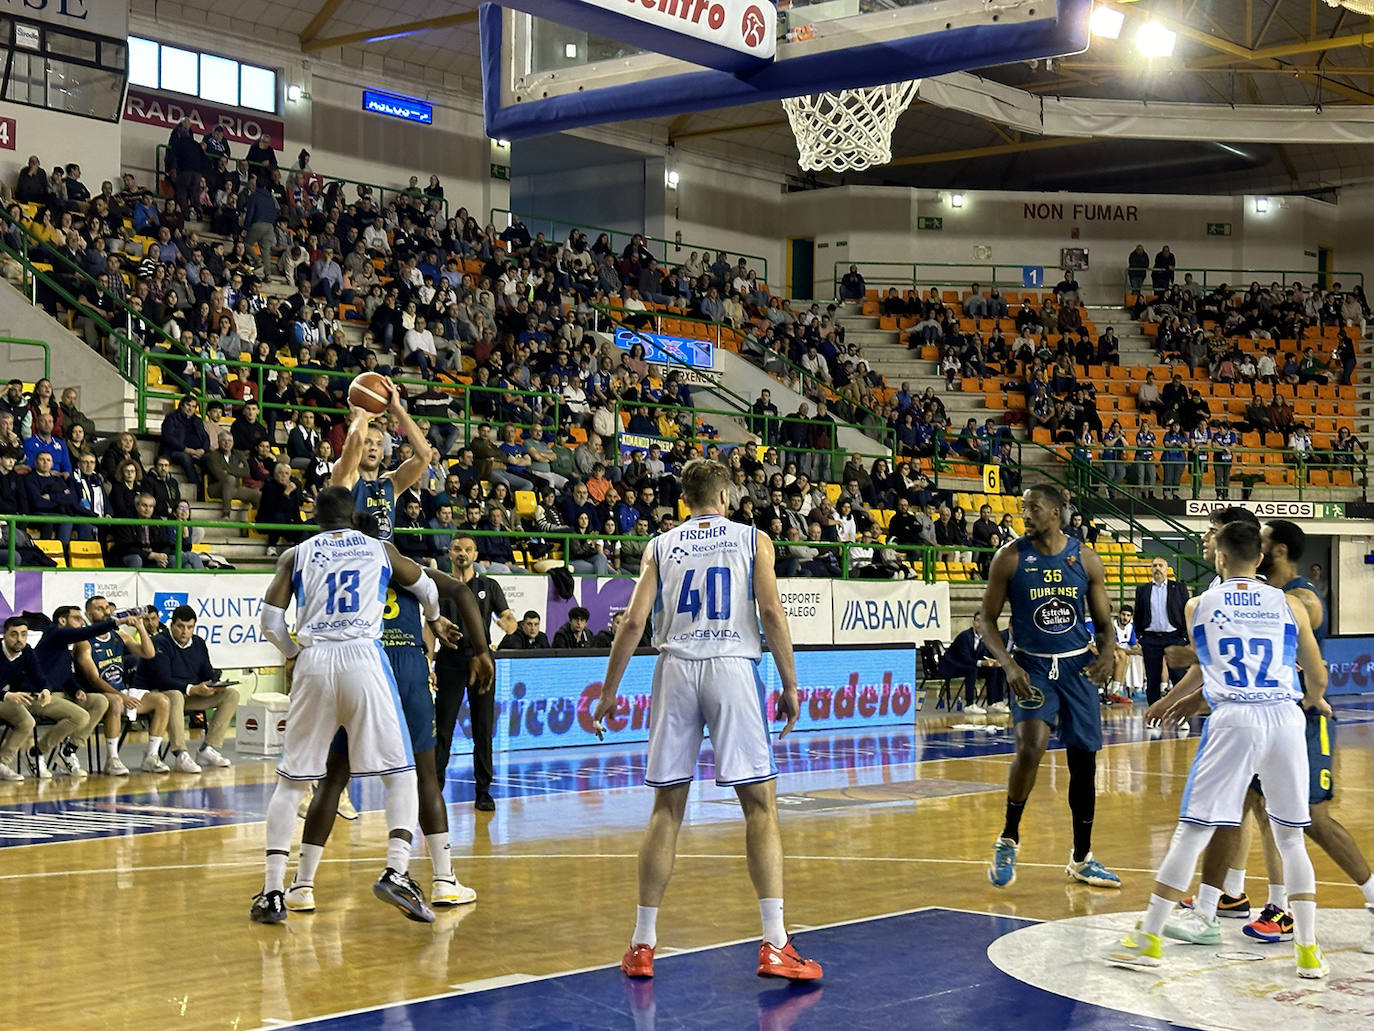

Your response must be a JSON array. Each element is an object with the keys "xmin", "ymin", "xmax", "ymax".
[
  {"xmin": 407, "ymin": 570, "xmax": 441, "ymax": 622},
  {"xmin": 261, "ymin": 603, "xmax": 300, "ymax": 659}
]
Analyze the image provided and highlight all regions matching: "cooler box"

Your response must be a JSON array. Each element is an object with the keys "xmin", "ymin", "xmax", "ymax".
[{"xmin": 237, "ymin": 692, "xmax": 290, "ymax": 755}]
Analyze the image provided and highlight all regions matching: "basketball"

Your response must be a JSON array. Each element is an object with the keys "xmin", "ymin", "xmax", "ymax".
[{"xmin": 348, "ymin": 371, "xmax": 392, "ymax": 414}]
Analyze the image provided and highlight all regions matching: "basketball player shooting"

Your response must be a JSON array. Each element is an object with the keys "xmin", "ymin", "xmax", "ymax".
[
  {"xmin": 979, "ymin": 484, "xmax": 1119, "ymax": 890},
  {"xmin": 591, "ymin": 459, "xmax": 821, "ymax": 982}
]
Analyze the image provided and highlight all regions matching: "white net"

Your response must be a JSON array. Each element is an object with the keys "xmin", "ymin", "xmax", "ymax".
[{"xmin": 782, "ymin": 79, "xmax": 922, "ymax": 172}]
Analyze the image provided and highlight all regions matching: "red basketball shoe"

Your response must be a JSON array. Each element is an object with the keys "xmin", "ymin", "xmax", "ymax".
[
  {"xmin": 621, "ymin": 943, "xmax": 655, "ymax": 978},
  {"xmin": 757, "ymin": 938, "xmax": 823, "ymax": 981}
]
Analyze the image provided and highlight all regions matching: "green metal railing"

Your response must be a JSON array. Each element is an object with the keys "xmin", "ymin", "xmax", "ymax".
[
  {"xmin": 155, "ymin": 146, "xmax": 451, "ymax": 221},
  {"xmin": 1123, "ymin": 267, "xmax": 1366, "ymax": 294},
  {"xmin": 834, "ymin": 261, "xmax": 1366, "ymax": 301},
  {"xmin": 492, "ymin": 207, "xmax": 768, "ymax": 285},
  {"xmin": 0, "ymin": 337, "xmax": 51, "ymax": 382}
]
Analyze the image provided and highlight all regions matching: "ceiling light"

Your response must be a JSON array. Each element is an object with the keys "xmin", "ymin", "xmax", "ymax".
[
  {"xmin": 1089, "ymin": 6, "xmax": 1124, "ymax": 40},
  {"xmin": 666, "ymin": 169, "xmax": 681, "ymax": 189},
  {"xmin": 564, "ymin": 42, "xmax": 578, "ymax": 59},
  {"xmin": 1255, "ymin": 196, "xmax": 1270, "ymax": 213},
  {"xmin": 286, "ymin": 83, "xmax": 303, "ymax": 102},
  {"xmin": 1136, "ymin": 21, "xmax": 1176, "ymax": 58},
  {"xmin": 496, "ymin": 138, "xmax": 510, "ymax": 148},
  {"xmin": 950, "ymin": 192, "xmax": 965, "ymax": 208}
]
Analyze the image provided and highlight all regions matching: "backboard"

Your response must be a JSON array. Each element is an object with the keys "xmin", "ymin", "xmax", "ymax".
[{"xmin": 480, "ymin": 0, "xmax": 1092, "ymax": 140}]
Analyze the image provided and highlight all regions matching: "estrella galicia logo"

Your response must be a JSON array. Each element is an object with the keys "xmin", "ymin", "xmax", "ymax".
[
  {"xmin": 1017, "ymin": 685, "xmax": 1046, "ymax": 710},
  {"xmin": 1032, "ymin": 596, "xmax": 1076, "ymax": 635},
  {"xmin": 153, "ymin": 591, "xmax": 189, "ymax": 623}
]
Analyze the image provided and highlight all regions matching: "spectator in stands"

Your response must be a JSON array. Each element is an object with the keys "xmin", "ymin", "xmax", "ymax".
[
  {"xmin": 141, "ymin": 455, "xmax": 182, "ymax": 519},
  {"xmin": 25, "ymin": 379, "xmax": 61, "ymax": 439},
  {"xmin": 1054, "ymin": 270, "xmax": 1081, "ymax": 306},
  {"xmin": 840, "ymin": 265, "xmax": 866, "ymax": 301},
  {"xmin": 285, "ymin": 410, "xmax": 320, "ymax": 471},
  {"xmin": 230, "ymin": 400, "xmax": 269, "ymax": 453},
  {"xmin": 1151, "ymin": 245, "xmax": 1176, "ymax": 290},
  {"xmin": 243, "ymin": 178, "xmax": 278, "ymax": 281},
  {"xmin": 1127, "ymin": 245, "xmax": 1150, "ymax": 293},
  {"xmin": 499, "ymin": 611, "xmax": 549, "ymax": 651},
  {"xmin": 553, "ymin": 607, "xmax": 593, "ymax": 649},
  {"xmin": 0, "ymin": 380, "xmax": 26, "ymax": 426},
  {"xmin": 58, "ymin": 387, "xmax": 95, "ymax": 443},
  {"xmin": 569, "ymin": 511, "xmax": 612, "ymax": 575},
  {"xmin": 109, "ymin": 493, "xmax": 173, "ymax": 568},
  {"xmin": 24, "ymin": 449, "xmax": 84, "ymax": 557},
  {"xmin": 963, "ymin": 283, "xmax": 987, "ymax": 318},
  {"xmin": 205, "ymin": 431, "xmax": 260, "ymax": 517},
  {"xmin": 23, "ymin": 411, "xmax": 71, "ymax": 476},
  {"xmin": 394, "ymin": 496, "xmax": 437, "ymax": 568},
  {"xmin": 477, "ymin": 506, "xmax": 517, "ymax": 572},
  {"xmin": 14, "ymin": 154, "xmax": 47, "ymax": 203},
  {"xmin": 256, "ymin": 463, "xmax": 303, "ymax": 557},
  {"xmin": 1135, "ymin": 417, "xmax": 1158, "ymax": 499},
  {"xmin": 159, "ymin": 396, "xmax": 210, "ymax": 490}
]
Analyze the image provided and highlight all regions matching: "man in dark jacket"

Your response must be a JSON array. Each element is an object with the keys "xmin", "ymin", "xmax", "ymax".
[
  {"xmin": 141, "ymin": 455, "xmax": 183, "ymax": 519},
  {"xmin": 498, "ymin": 611, "xmax": 550, "ymax": 650},
  {"xmin": 160, "ymin": 396, "xmax": 210, "ymax": 487},
  {"xmin": 938, "ymin": 612, "xmax": 1008, "ymax": 713},
  {"xmin": 552, "ymin": 607, "xmax": 593, "ymax": 649},
  {"xmin": 108, "ymin": 492, "xmax": 174, "ymax": 568},
  {"xmin": 1132, "ymin": 556, "xmax": 1191, "ymax": 707},
  {"xmin": 136, "ymin": 603, "xmax": 238, "ymax": 773}
]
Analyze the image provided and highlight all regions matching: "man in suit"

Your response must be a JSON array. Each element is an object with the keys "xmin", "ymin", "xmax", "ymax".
[
  {"xmin": 938, "ymin": 612, "xmax": 1008, "ymax": 714},
  {"xmin": 1133, "ymin": 556, "xmax": 1191, "ymax": 707}
]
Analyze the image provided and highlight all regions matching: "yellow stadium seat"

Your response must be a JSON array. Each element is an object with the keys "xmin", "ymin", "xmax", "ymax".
[
  {"xmin": 1012, "ymin": 517, "xmax": 1025, "ymax": 535},
  {"xmin": 824, "ymin": 482, "xmax": 842, "ymax": 504},
  {"xmin": 678, "ymin": 499, "xmax": 689, "ymax": 519},
  {"xmin": 515, "ymin": 490, "xmax": 536, "ymax": 518},
  {"xmin": 35, "ymin": 539, "xmax": 67, "ymax": 567},
  {"xmin": 955, "ymin": 492, "xmax": 973, "ymax": 511}
]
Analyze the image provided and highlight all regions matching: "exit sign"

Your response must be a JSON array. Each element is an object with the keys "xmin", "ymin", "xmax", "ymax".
[
  {"xmin": 490, "ymin": 163, "xmax": 510, "ymax": 181},
  {"xmin": 1206, "ymin": 222, "xmax": 1232, "ymax": 236},
  {"xmin": 917, "ymin": 216, "xmax": 943, "ymax": 231}
]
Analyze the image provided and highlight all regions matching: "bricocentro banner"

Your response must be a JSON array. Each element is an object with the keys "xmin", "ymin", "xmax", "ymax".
[{"xmin": 443, "ymin": 645, "xmax": 921, "ymax": 756}]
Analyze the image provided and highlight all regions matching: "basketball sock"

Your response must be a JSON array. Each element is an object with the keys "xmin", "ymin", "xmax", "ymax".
[
  {"xmin": 1196, "ymin": 883, "xmax": 1222, "ymax": 921},
  {"xmin": 295, "ymin": 843, "xmax": 324, "ymax": 886},
  {"xmin": 106, "ymin": 738, "xmax": 120, "ymax": 757},
  {"xmin": 1290, "ymin": 900, "xmax": 1317, "ymax": 947},
  {"xmin": 760, "ymin": 897, "xmax": 786, "ymax": 947},
  {"xmin": 1358, "ymin": 874, "xmax": 1374, "ymax": 906},
  {"xmin": 381, "ymin": 770, "xmax": 419, "ymax": 873},
  {"xmin": 1223, "ymin": 867, "xmax": 1247, "ymax": 897},
  {"xmin": 1066, "ymin": 747, "xmax": 1097, "ymax": 863},
  {"xmin": 1268, "ymin": 884, "xmax": 1289, "ymax": 910},
  {"xmin": 264, "ymin": 852, "xmax": 288, "ymax": 896},
  {"xmin": 426, "ymin": 832, "xmax": 453, "ymax": 881},
  {"xmin": 632, "ymin": 905, "xmax": 658, "ymax": 949},
  {"xmin": 146, "ymin": 736, "xmax": 163, "ymax": 757},
  {"xmin": 1142, "ymin": 894, "xmax": 1176, "ymax": 937},
  {"xmin": 1000, "ymin": 798, "xmax": 1027, "ymax": 843},
  {"xmin": 264, "ymin": 779, "xmax": 307, "ymax": 893}
]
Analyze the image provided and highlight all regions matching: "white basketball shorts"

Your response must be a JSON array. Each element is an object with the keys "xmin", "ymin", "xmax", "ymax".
[
  {"xmin": 276, "ymin": 639, "xmax": 415, "ymax": 781},
  {"xmin": 1180, "ymin": 700, "xmax": 1309, "ymax": 828},
  {"xmin": 645, "ymin": 654, "xmax": 777, "ymax": 788}
]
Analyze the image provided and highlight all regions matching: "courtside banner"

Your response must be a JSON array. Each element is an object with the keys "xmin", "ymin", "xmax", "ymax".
[
  {"xmin": 445, "ymin": 645, "xmax": 918, "ymax": 755},
  {"xmin": 831, "ymin": 580, "xmax": 951, "ymax": 645},
  {"xmin": 136, "ymin": 572, "xmax": 278, "ymax": 666},
  {"xmin": 1322, "ymin": 636, "xmax": 1374, "ymax": 696},
  {"xmin": 778, "ymin": 580, "xmax": 833, "ymax": 644}
]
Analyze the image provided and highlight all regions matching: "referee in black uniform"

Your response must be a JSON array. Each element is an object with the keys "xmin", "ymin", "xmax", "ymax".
[{"xmin": 435, "ymin": 535, "xmax": 516, "ymax": 810}]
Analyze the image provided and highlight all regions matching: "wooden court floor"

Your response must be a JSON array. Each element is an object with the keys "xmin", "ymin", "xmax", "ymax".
[{"xmin": 4, "ymin": 708, "xmax": 1373, "ymax": 1031}]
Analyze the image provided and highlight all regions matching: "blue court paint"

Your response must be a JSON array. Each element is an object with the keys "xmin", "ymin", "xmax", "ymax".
[{"xmin": 256, "ymin": 909, "xmax": 1196, "ymax": 1031}]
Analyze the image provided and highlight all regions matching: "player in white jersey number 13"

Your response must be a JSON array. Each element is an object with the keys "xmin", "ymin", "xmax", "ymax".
[
  {"xmin": 592, "ymin": 459, "xmax": 822, "ymax": 983},
  {"xmin": 251, "ymin": 487, "xmax": 461, "ymax": 926},
  {"xmin": 1105, "ymin": 520, "xmax": 1331, "ymax": 979}
]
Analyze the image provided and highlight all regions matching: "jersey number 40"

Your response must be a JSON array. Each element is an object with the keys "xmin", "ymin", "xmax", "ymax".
[{"xmin": 677, "ymin": 566, "xmax": 732, "ymax": 620}]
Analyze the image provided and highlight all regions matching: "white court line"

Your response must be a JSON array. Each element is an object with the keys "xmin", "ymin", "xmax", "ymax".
[{"xmin": 245, "ymin": 905, "xmax": 946, "ymax": 1031}]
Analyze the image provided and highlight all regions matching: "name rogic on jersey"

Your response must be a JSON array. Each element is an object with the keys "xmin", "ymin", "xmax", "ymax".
[
  {"xmin": 352, "ymin": 476, "xmax": 396, "ymax": 541},
  {"xmin": 1192, "ymin": 578, "xmax": 1301, "ymax": 706},
  {"xmin": 651, "ymin": 514, "xmax": 761, "ymax": 660},
  {"xmin": 292, "ymin": 528, "xmax": 391, "ymax": 646},
  {"xmin": 1008, "ymin": 535, "xmax": 1091, "ymax": 655}
]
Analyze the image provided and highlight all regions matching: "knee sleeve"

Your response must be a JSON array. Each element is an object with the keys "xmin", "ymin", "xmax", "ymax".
[
  {"xmin": 266, "ymin": 779, "xmax": 309, "ymax": 853},
  {"xmin": 1066, "ymin": 747, "xmax": 1097, "ymax": 812},
  {"xmin": 381, "ymin": 769, "xmax": 419, "ymax": 836},
  {"xmin": 1156, "ymin": 822, "xmax": 1216, "ymax": 892},
  {"xmin": 1271, "ymin": 822, "xmax": 1316, "ymax": 897}
]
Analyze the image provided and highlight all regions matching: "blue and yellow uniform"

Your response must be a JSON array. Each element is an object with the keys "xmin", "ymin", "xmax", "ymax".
[
  {"xmin": 331, "ymin": 582, "xmax": 436, "ymax": 757},
  {"xmin": 1253, "ymin": 576, "xmax": 1332, "ymax": 805},
  {"xmin": 89, "ymin": 632, "xmax": 129, "ymax": 688},
  {"xmin": 1007, "ymin": 535, "xmax": 1101, "ymax": 751},
  {"xmin": 352, "ymin": 477, "xmax": 396, "ymax": 542}
]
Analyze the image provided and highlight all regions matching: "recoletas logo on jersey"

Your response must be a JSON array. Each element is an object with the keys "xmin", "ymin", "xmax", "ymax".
[{"xmin": 1032, "ymin": 596, "xmax": 1076, "ymax": 635}]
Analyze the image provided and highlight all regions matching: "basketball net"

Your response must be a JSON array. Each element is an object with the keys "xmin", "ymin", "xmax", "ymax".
[{"xmin": 782, "ymin": 79, "xmax": 921, "ymax": 172}]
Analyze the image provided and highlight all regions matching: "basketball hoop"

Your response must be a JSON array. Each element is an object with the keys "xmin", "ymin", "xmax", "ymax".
[{"xmin": 782, "ymin": 79, "xmax": 921, "ymax": 173}]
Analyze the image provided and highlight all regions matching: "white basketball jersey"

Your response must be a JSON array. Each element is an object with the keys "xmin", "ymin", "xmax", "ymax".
[
  {"xmin": 1192, "ymin": 578, "xmax": 1301, "ymax": 706},
  {"xmin": 1113, "ymin": 621, "xmax": 1136, "ymax": 649},
  {"xmin": 651, "ymin": 514, "xmax": 762, "ymax": 660},
  {"xmin": 292, "ymin": 528, "xmax": 391, "ymax": 646}
]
